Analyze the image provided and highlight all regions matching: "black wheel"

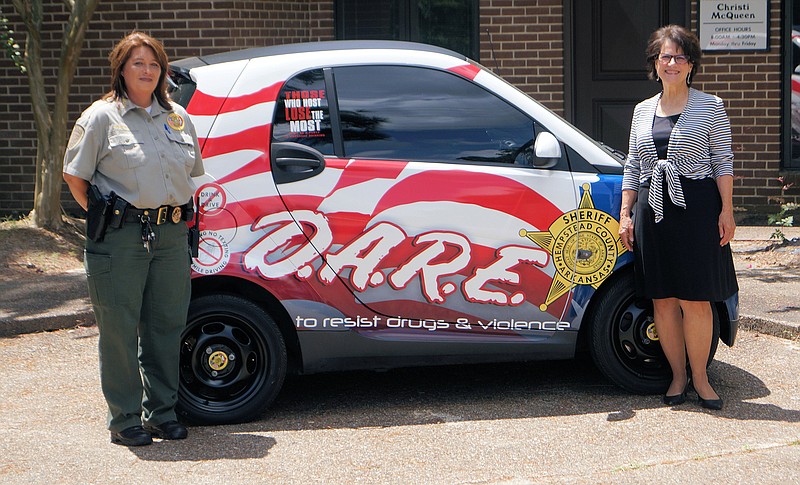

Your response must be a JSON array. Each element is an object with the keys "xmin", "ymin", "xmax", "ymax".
[
  {"xmin": 177, "ymin": 294, "xmax": 287, "ymax": 424},
  {"xmin": 588, "ymin": 272, "xmax": 719, "ymax": 394}
]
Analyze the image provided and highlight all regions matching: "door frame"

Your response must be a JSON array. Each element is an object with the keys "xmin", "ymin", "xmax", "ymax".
[{"xmin": 563, "ymin": 0, "xmax": 690, "ymax": 126}]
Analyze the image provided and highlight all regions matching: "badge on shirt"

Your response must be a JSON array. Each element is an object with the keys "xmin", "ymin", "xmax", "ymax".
[{"xmin": 167, "ymin": 113, "xmax": 185, "ymax": 131}]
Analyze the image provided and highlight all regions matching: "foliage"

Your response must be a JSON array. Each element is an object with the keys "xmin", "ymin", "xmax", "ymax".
[
  {"xmin": 0, "ymin": 12, "xmax": 26, "ymax": 73},
  {"xmin": 767, "ymin": 177, "xmax": 797, "ymax": 242},
  {"xmin": 4, "ymin": 0, "xmax": 101, "ymax": 230}
]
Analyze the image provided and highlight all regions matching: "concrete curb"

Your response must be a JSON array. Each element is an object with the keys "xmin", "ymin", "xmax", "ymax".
[
  {"xmin": 0, "ymin": 312, "xmax": 95, "ymax": 339},
  {"xmin": 739, "ymin": 314, "xmax": 800, "ymax": 341}
]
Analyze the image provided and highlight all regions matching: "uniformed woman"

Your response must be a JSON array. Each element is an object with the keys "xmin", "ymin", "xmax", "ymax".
[{"xmin": 63, "ymin": 32, "xmax": 204, "ymax": 446}]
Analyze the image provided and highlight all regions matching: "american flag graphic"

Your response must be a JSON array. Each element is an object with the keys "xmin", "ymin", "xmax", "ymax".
[{"xmin": 184, "ymin": 52, "xmax": 626, "ymax": 342}]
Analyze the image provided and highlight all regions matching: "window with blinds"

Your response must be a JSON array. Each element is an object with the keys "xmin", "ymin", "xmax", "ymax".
[{"xmin": 335, "ymin": 0, "xmax": 479, "ymax": 61}]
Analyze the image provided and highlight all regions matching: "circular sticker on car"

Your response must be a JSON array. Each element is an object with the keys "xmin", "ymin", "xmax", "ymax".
[
  {"xmin": 192, "ymin": 230, "xmax": 231, "ymax": 275},
  {"xmin": 197, "ymin": 183, "xmax": 227, "ymax": 216}
]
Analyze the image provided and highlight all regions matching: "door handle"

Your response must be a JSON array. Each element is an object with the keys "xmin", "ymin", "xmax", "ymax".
[
  {"xmin": 271, "ymin": 142, "xmax": 326, "ymax": 183},
  {"xmin": 275, "ymin": 157, "xmax": 322, "ymax": 169}
]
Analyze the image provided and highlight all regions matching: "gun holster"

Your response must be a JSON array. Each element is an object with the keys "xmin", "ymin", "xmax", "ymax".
[{"xmin": 86, "ymin": 185, "xmax": 121, "ymax": 242}]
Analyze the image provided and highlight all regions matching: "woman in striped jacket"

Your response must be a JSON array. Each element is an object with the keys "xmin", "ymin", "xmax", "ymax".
[{"xmin": 618, "ymin": 25, "xmax": 738, "ymax": 411}]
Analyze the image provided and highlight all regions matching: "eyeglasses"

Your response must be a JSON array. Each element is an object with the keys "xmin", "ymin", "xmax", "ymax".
[{"xmin": 657, "ymin": 54, "xmax": 690, "ymax": 65}]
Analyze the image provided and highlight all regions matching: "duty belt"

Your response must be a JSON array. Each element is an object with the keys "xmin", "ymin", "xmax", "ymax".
[{"xmin": 125, "ymin": 205, "xmax": 185, "ymax": 225}]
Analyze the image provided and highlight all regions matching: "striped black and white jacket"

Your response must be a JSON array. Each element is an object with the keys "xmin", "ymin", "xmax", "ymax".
[{"xmin": 621, "ymin": 88, "xmax": 734, "ymax": 222}]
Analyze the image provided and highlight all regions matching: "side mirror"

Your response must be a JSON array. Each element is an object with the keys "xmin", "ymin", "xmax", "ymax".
[{"xmin": 533, "ymin": 131, "xmax": 561, "ymax": 166}]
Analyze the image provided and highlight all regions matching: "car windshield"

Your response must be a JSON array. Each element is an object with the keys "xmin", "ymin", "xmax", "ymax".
[{"xmin": 466, "ymin": 58, "xmax": 627, "ymax": 165}]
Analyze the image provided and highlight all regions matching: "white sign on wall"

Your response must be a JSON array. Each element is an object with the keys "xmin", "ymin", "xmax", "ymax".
[{"xmin": 699, "ymin": 0, "xmax": 769, "ymax": 50}]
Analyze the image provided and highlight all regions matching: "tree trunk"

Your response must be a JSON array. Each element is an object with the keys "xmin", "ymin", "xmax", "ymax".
[{"xmin": 13, "ymin": 0, "xmax": 101, "ymax": 229}]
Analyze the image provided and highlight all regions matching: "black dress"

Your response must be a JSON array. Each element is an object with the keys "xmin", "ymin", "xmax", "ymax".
[{"xmin": 633, "ymin": 114, "xmax": 738, "ymax": 301}]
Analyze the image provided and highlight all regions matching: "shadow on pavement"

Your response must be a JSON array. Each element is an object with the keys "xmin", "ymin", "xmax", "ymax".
[
  {"xmin": 0, "ymin": 270, "xmax": 92, "ymax": 337},
  {"xmin": 211, "ymin": 357, "xmax": 799, "ymax": 435},
  {"xmin": 129, "ymin": 433, "xmax": 276, "ymax": 461},
  {"xmin": 736, "ymin": 266, "xmax": 800, "ymax": 284},
  {"xmin": 107, "ymin": 351, "xmax": 797, "ymax": 462}
]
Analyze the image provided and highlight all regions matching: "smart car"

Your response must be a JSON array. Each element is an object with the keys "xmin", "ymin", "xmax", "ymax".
[{"xmin": 168, "ymin": 41, "xmax": 738, "ymax": 424}]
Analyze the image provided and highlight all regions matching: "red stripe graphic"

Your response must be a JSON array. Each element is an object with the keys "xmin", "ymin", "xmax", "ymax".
[
  {"xmin": 448, "ymin": 64, "xmax": 481, "ymax": 80},
  {"xmin": 219, "ymin": 83, "xmax": 282, "ymax": 113},
  {"xmin": 188, "ymin": 83, "xmax": 282, "ymax": 117},
  {"xmin": 201, "ymin": 124, "xmax": 271, "ymax": 160},
  {"xmin": 324, "ymin": 158, "xmax": 408, "ymax": 191},
  {"xmin": 187, "ymin": 89, "xmax": 227, "ymax": 116},
  {"xmin": 372, "ymin": 170, "xmax": 563, "ymax": 228}
]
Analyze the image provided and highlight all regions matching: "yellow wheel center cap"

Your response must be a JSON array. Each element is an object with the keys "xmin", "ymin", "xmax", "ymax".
[
  {"xmin": 208, "ymin": 351, "xmax": 229, "ymax": 371},
  {"xmin": 646, "ymin": 323, "xmax": 659, "ymax": 341}
]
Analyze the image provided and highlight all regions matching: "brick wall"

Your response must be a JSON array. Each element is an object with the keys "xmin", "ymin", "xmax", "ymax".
[
  {"xmin": 479, "ymin": 0, "xmax": 565, "ymax": 115},
  {"xmin": 0, "ymin": 0, "xmax": 335, "ymax": 216},
  {"xmin": 1, "ymin": 0, "xmax": 797, "ymax": 219},
  {"xmin": 690, "ymin": 0, "xmax": 797, "ymax": 221}
]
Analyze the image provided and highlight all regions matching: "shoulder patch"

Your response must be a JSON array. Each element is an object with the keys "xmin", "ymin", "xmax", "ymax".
[{"xmin": 67, "ymin": 125, "xmax": 85, "ymax": 150}]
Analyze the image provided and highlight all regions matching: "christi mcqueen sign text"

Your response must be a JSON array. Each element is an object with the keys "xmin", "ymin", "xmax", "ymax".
[{"xmin": 698, "ymin": 0, "xmax": 768, "ymax": 51}]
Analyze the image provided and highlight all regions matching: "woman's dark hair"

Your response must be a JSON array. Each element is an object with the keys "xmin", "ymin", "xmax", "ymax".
[
  {"xmin": 646, "ymin": 24, "xmax": 702, "ymax": 85},
  {"xmin": 106, "ymin": 31, "xmax": 171, "ymax": 109}
]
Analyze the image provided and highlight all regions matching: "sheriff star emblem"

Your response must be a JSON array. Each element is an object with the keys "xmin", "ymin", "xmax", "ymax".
[{"xmin": 520, "ymin": 183, "xmax": 627, "ymax": 311}]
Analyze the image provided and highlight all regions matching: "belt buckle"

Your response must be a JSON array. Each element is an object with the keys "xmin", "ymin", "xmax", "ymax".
[{"xmin": 156, "ymin": 206, "xmax": 168, "ymax": 225}]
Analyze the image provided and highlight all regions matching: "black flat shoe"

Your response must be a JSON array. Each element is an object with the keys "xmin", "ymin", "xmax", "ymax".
[
  {"xmin": 144, "ymin": 420, "xmax": 188, "ymax": 440},
  {"xmin": 111, "ymin": 425, "xmax": 153, "ymax": 446},
  {"xmin": 698, "ymin": 397, "xmax": 723, "ymax": 410},
  {"xmin": 662, "ymin": 391, "xmax": 687, "ymax": 406}
]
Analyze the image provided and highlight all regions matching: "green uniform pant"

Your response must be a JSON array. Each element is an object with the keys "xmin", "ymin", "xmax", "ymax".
[{"xmin": 84, "ymin": 220, "xmax": 190, "ymax": 433}]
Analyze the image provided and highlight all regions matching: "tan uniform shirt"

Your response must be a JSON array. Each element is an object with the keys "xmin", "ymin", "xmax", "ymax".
[{"xmin": 64, "ymin": 96, "xmax": 204, "ymax": 209}]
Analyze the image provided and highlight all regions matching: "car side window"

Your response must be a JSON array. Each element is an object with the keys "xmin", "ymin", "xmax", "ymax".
[
  {"xmin": 333, "ymin": 65, "xmax": 535, "ymax": 165},
  {"xmin": 273, "ymin": 69, "xmax": 334, "ymax": 155}
]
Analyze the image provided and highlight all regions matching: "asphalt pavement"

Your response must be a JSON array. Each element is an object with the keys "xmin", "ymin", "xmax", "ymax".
[
  {"xmin": 1, "ymin": 226, "xmax": 798, "ymax": 340},
  {"xmin": 2, "ymin": 322, "xmax": 799, "ymax": 483},
  {"xmin": 1, "ymin": 227, "xmax": 799, "ymax": 483}
]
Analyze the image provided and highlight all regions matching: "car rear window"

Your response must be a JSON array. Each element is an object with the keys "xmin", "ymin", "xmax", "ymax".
[
  {"xmin": 272, "ymin": 68, "xmax": 335, "ymax": 155},
  {"xmin": 168, "ymin": 67, "xmax": 196, "ymax": 109}
]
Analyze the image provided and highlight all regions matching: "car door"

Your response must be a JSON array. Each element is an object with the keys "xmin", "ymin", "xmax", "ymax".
[{"xmin": 269, "ymin": 64, "xmax": 580, "ymax": 340}]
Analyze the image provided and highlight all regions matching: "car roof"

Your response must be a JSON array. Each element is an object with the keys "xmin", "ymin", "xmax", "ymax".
[{"xmin": 170, "ymin": 40, "xmax": 468, "ymax": 70}]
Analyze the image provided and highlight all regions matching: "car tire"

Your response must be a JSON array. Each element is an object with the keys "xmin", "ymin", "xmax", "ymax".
[
  {"xmin": 588, "ymin": 272, "xmax": 719, "ymax": 394},
  {"xmin": 177, "ymin": 294, "xmax": 287, "ymax": 425}
]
